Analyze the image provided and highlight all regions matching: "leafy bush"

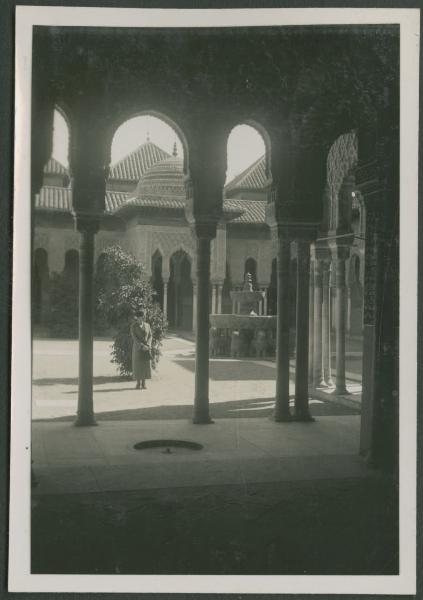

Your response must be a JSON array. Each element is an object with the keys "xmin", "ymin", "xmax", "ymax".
[
  {"xmin": 96, "ymin": 245, "xmax": 167, "ymax": 376},
  {"xmin": 44, "ymin": 271, "xmax": 79, "ymax": 338}
]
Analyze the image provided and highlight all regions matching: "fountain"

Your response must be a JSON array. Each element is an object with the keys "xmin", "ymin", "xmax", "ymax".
[{"xmin": 209, "ymin": 272, "xmax": 277, "ymax": 357}]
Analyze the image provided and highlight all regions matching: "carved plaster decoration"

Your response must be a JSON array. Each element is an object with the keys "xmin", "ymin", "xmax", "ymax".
[{"xmin": 327, "ymin": 131, "xmax": 358, "ymax": 230}]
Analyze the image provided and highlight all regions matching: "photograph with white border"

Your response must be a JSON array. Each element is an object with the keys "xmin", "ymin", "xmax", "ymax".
[{"xmin": 9, "ymin": 6, "xmax": 419, "ymax": 595}]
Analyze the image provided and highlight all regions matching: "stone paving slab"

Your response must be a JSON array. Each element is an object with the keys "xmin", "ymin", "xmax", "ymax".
[
  {"xmin": 32, "ymin": 337, "xmax": 360, "ymax": 421},
  {"xmin": 32, "ymin": 415, "xmax": 367, "ymax": 496}
]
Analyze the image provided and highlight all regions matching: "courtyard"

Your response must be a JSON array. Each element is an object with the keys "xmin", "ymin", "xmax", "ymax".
[{"xmin": 29, "ymin": 335, "xmax": 398, "ymax": 576}]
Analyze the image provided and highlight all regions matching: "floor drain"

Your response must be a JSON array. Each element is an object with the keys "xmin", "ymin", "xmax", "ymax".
[{"xmin": 133, "ymin": 439, "xmax": 203, "ymax": 451}]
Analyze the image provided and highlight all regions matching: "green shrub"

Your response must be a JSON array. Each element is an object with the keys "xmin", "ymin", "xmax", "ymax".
[
  {"xmin": 96, "ymin": 245, "xmax": 167, "ymax": 376},
  {"xmin": 44, "ymin": 271, "xmax": 79, "ymax": 338}
]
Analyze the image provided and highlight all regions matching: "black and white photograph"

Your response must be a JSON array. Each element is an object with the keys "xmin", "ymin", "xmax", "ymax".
[{"xmin": 7, "ymin": 5, "xmax": 419, "ymax": 595}]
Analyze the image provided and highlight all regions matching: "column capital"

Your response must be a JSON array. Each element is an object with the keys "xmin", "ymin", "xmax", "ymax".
[
  {"xmin": 329, "ymin": 243, "xmax": 351, "ymax": 261},
  {"xmin": 190, "ymin": 220, "xmax": 218, "ymax": 241},
  {"xmin": 73, "ymin": 213, "xmax": 100, "ymax": 235}
]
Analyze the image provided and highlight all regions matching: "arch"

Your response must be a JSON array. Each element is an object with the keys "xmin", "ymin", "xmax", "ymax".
[
  {"xmin": 226, "ymin": 121, "xmax": 272, "ymax": 188},
  {"xmin": 33, "ymin": 248, "xmax": 50, "ymax": 326},
  {"xmin": 107, "ymin": 110, "xmax": 190, "ymax": 176},
  {"xmin": 242, "ymin": 119, "xmax": 273, "ymax": 181},
  {"xmin": 221, "ymin": 261, "xmax": 233, "ymax": 314},
  {"xmin": 52, "ymin": 104, "xmax": 73, "ymax": 171},
  {"xmin": 327, "ymin": 131, "xmax": 358, "ymax": 231},
  {"xmin": 63, "ymin": 249, "xmax": 79, "ymax": 286},
  {"xmin": 244, "ymin": 257, "xmax": 258, "ymax": 290},
  {"xmin": 168, "ymin": 249, "xmax": 193, "ymax": 330},
  {"xmin": 151, "ymin": 249, "xmax": 164, "ymax": 309},
  {"xmin": 268, "ymin": 257, "xmax": 277, "ymax": 316}
]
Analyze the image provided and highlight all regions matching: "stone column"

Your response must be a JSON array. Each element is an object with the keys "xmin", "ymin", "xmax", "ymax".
[
  {"xmin": 263, "ymin": 288, "xmax": 268, "ymax": 316},
  {"xmin": 216, "ymin": 283, "xmax": 223, "ymax": 314},
  {"xmin": 211, "ymin": 284, "xmax": 217, "ymax": 314},
  {"xmin": 192, "ymin": 281, "xmax": 197, "ymax": 332},
  {"xmin": 294, "ymin": 239, "xmax": 313, "ymax": 421},
  {"xmin": 163, "ymin": 279, "xmax": 169, "ymax": 321},
  {"xmin": 308, "ymin": 261, "xmax": 314, "ymax": 383},
  {"xmin": 333, "ymin": 248, "xmax": 350, "ymax": 395},
  {"xmin": 74, "ymin": 217, "xmax": 99, "ymax": 427},
  {"xmin": 273, "ymin": 231, "xmax": 291, "ymax": 421},
  {"xmin": 192, "ymin": 225, "xmax": 216, "ymax": 424},
  {"xmin": 347, "ymin": 286, "xmax": 352, "ymax": 334},
  {"xmin": 322, "ymin": 260, "xmax": 334, "ymax": 386},
  {"xmin": 313, "ymin": 258, "xmax": 325, "ymax": 386}
]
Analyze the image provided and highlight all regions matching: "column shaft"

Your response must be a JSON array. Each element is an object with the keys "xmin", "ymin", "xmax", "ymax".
[
  {"xmin": 273, "ymin": 234, "xmax": 291, "ymax": 421},
  {"xmin": 211, "ymin": 284, "xmax": 217, "ymax": 314},
  {"xmin": 75, "ymin": 225, "xmax": 97, "ymax": 426},
  {"xmin": 294, "ymin": 240, "xmax": 313, "ymax": 421},
  {"xmin": 334, "ymin": 257, "xmax": 348, "ymax": 394},
  {"xmin": 193, "ymin": 237, "xmax": 213, "ymax": 423},
  {"xmin": 313, "ymin": 259, "xmax": 325, "ymax": 386},
  {"xmin": 308, "ymin": 262, "xmax": 314, "ymax": 383},
  {"xmin": 192, "ymin": 282, "xmax": 197, "ymax": 332},
  {"xmin": 263, "ymin": 288, "xmax": 268, "ymax": 316},
  {"xmin": 163, "ymin": 281, "xmax": 168, "ymax": 321},
  {"xmin": 217, "ymin": 284, "xmax": 223, "ymax": 314},
  {"xmin": 322, "ymin": 262, "xmax": 334, "ymax": 386}
]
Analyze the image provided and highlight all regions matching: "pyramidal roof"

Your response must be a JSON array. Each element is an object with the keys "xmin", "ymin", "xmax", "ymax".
[
  {"xmin": 224, "ymin": 155, "xmax": 267, "ymax": 194},
  {"xmin": 109, "ymin": 141, "xmax": 171, "ymax": 182},
  {"xmin": 44, "ymin": 157, "xmax": 69, "ymax": 176}
]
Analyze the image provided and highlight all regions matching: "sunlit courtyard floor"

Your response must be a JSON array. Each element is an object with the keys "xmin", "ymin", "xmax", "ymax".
[
  {"xmin": 32, "ymin": 334, "xmax": 361, "ymax": 421},
  {"xmin": 30, "ymin": 335, "xmax": 397, "ymax": 576}
]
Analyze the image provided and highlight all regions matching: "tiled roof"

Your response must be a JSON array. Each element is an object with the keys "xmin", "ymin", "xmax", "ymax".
[
  {"xmin": 105, "ymin": 191, "xmax": 129, "ymax": 212},
  {"xmin": 35, "ymin": 186, "xmax": 129, "ymax": 214},
  {"xmin": 44, "ymin": 157, "xmax": 69, "ymax": 176},
  {"xmin": 35, "ymin": 186, "xmax": 72, "ymax": 212},
  {"xmin": 224, "ymin": 198, "xmax": 266, "ymax": 224},
  {"xmin": 109, "ymin": 142, "xmax": 171, "ymax": 181},
  {"xmin": 224, "ymin": 155, "xmax": 267, "ymax": 193}
]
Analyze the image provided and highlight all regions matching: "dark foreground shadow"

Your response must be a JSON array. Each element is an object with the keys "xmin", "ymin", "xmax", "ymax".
[
  {"xmin": 31, "ymin": 477, "xmax": 398, "ymax": 575},
  {"xmin": 33, "ymin": 395, "xmax": 360, "ymax": 422}
]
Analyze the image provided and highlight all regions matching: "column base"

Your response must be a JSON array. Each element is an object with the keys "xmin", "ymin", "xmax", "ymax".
[
  {"xmin": 192, "ymin": 415, "xmax": 214, "ymax": 425},
  {"xmin": 272, "ymin": 410, "xmax": 292, "ymax": 422},
  {"xmin": 333, "ymin": 387, "xmax": 351, "ymax": 396},
  {"xmin": 325, "ymin": 378, "xmax": 335, "ymax": 387},
  {"xmin": 314, "ymin": 378, "xmax": 329, "ymax": 388},
  {"xmin": 292, "ymin": 411, "xmax": 315, "ymax": 422},
  {"xmin": 74, "ymin": 413, "xmax": 97, "ymax": 427}
]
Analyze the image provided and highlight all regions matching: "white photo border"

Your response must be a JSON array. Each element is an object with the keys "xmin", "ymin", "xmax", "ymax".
[{"xmin": 9, "ymin": 6, "xmax": 419, "ymax": 595}]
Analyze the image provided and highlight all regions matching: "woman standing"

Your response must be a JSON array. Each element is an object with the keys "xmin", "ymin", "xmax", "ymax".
[{"xmin": 130, "ymin": 309, "xmax": 152, "ymax": 390}]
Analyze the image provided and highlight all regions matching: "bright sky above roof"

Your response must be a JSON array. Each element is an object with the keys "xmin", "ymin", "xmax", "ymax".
[{"xmin": 51, "ymin": 111, "xmax": 265, "ymax": 183}]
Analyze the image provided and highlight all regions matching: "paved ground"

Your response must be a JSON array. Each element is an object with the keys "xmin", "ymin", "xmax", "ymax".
[
  {"xmin": 32, "ymin": 335, "xmax": 361, "ymax": 421},
  {"xmin": 31, "ymin": 335, "xmax": 391, "ymax": 577}
]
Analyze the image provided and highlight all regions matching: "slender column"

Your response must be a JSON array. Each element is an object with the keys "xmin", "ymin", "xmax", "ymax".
[
  {"xmin": 75, "ymin": 218, "xmax": 99, "ymax": 427},
  {"xmin": 163, "ymin": 279, "xmax": 169, "ymax": 321},
  {"xmin": 347, "ymin": 287, "xmax": 352, "ymax": 334},
  {"xmin": 334, "ymin": 252, "xmax": 349, "ymax": 394},
  {"xmin": 263, "ymin": 288, "xmax": 268, "ymax": 316},
  {"xmin": 308, "ymin": 261, "xmax": 314, "ymax": 383},
  {"xmin": 216, "ymin": 284, "xmax": 223, "ymax": 314},
  {"xmin": 294, "ymin": 240, "xmax": 313, "ymax": 421},
  {"xmin": 193, "ymin": 234, "xmax": 214, "ymax": 424},
  {"xmin": 273, "ymin": 233, "xmax": 291, "ymax": 421},
  {"xmin": 211, "ymin": 284, "xmax": 217, "ymax": 314},
  {"xmin": 322, "ymin": 261, "xmax": 334, "ymax": 386},
  {"xmin": 192, "ymin": 281, "xmax": 197, "ymax": 332},
  {"xmin": 313, "ymin": 259, "xmax": 325, "ymax": 386},
  {"xmin": 258, "ymin": 294, "xmax": 263, "ymax": 316}
]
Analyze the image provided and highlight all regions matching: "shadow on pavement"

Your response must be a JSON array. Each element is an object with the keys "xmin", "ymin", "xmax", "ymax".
[
  {"xmin": 174, "ymin": 358, "xmax": 277, "ymax": 381},
  {"xmin": 33, "ymin": 395, "xmax": 360, "ymax": 422}
]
